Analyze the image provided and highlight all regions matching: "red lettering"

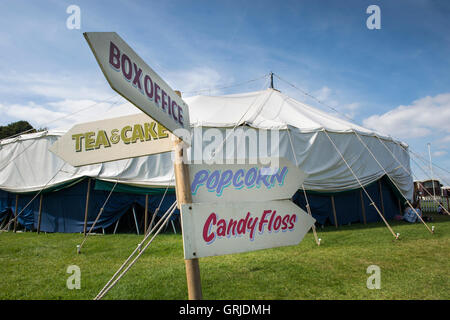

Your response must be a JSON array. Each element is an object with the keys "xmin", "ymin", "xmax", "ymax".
[
  {"xmin": 273, "ymin": 215, "xmax": 282, "ymax": 231},
  {"xmin": 288, "ymin": 214, "xmax": 297, "ymax": 230},
  {"xmin": 259, "ymin": 210, "xmax": 271, "ymax": 233},
  {"xmin": 217, "ymin": 218, "xmax": 226, "ymax": 237},
  {"xmin": 202, "ymin": 213, "xmax": 217, "ymax": 243},
  {"xmin": 281, "ymin": 214, "xmax": 290, "ymax": 230},
  {"xmin": 237, "ymin": 212, "xmax": 250, "ymax": 235},
  {"xmin": 268, "ymin": 210, "xmax": 276, "ymax": 231},
  {"xmin": 227, "ymin": 219, "xmax": 237, "ymax": 236},
  {"xmin": 247, "ymin": 216, "xmax": 258, "ymax": 240}
]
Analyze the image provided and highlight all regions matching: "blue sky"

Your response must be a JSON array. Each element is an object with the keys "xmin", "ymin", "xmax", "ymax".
[{"xmin": 0, "ymin": 0, "xmax": 449, "ymax": 183}]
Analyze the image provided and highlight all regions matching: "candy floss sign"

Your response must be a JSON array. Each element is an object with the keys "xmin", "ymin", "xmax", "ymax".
[
  {"xmin": 181, "ymin": 201, "xmax": 315, "ymax": 259},
  {"xmin": 181, "ymin": 158, "xmax": 315, "ymax": 259}
]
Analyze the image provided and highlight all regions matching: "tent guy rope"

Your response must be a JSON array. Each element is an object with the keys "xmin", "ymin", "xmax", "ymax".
[
  {"xmin": 286, "ymin": 126, "xmax": 321, "ymax": 246},
  {"xmin": 94, "ymin": 200, "xmax": 178, "ymax": 300},
  {"xmin": 352, "ymin": 130, "xmax": 434, "ymax": 234},
  {"xmin": 322, "ymin": 129, "xmax": 399, "ymax": 239}
]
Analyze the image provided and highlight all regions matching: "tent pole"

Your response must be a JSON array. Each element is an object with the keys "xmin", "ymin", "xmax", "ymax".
[
  {"xmin": 132, "ymin": 204, "xmax": 140, "ymax": 235},
  {"xmin": 286, "ymin": 127, "xmax": 321, "ymax": 245},
  {"xmin": 354, "ymin": 132, "xmax": 434, "ymax": 234},
  {"xmin": 13, "ymin": 194, "xmax": 19, "ymax": 232},
  {"xmin": 378, "ymin": 180, "xmax": 385, "ymax": 218},
  {"xmin": 171, "ymin": 220, "xmax": 176, "ymax": 234},
  {"xmin": 323, "ymin": 130, "xmax": 399, "ymax": 239},
  {"xmin": 83, "ymin": 178, "xmax": 92, "ymax": 236},
  {"xmin": 331, "ymin": 195, "xmax": 338, "ymax": 228},
  {"xmin": 144, "ymin": 194, "xmax": 149, "ymax": 234},
  {"xmin": 113, "ymin": 217, "xmax": 120, "ymax": 234},
  {"xmin": 148, "ymin": 208, "xmax": 158, "ymax": 234},
  {"xmin": 37, "ymin": 193, "xmax": 44, "ymax": 234},
  {"xmin": 360, "ymin": 190, "xmax": 367, "ymax": 225},
  {"xmin": 398, "ymin": 198, "xmax": 402, "ymax": 215}
]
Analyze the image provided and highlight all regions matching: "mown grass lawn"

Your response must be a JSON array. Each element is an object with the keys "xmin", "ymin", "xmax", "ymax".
[{"xmin": 0, "ymin": 215, "xmax": 449, "ymax": 300}]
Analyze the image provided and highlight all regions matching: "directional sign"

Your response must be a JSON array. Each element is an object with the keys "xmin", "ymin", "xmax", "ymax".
[
  {"xmin": 181, "ymin": 200, "xmax": 315, "ymax": 259},
  {"xmin": 189, "ymin": 157, "xmax": 307, "ymax": 203},
  {"xmin": 180, "ymin": 157, "xmax": 315, "ymax": 259},
  {"xmin": 83, "ymin": 32, "xmax": 190, "ymax": 140},
  {"xmin": 49, "ymin": 113, "xmax": 174, "ymax": 167}
]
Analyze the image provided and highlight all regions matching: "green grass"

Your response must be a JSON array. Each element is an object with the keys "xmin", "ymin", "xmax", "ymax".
[{"xmin": 0, "ymin": 215, "xmax": 449, "ymax": 300}]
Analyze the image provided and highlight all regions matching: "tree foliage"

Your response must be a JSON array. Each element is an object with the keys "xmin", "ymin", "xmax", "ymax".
[{"xmin": 0, "ymin": 121, "xmax": 36, "ymax": 140}]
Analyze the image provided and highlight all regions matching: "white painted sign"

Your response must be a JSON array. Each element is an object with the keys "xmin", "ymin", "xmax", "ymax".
[
  {"xmin": 189, "ymin": 158, "xmax": 306, "ymax": 203},
  {"xmin": 181, "ymin": 200, "xmax": 315, "ymax": 259},
  {"xmin": 83, "ymin": 32, "xmax": 190, "ymax": 139},
  {"xmin": 49, "ymin": 113, "xmax": 174, "ymax": 167}
]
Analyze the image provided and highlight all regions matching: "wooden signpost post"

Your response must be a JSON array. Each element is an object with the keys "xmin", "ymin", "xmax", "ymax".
[{"xmin": 81, "ymin": 32, "xmax": 201, "ymax": 299}]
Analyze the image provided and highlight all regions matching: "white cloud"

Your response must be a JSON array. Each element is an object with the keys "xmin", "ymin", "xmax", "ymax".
[
  {"xmin": 0, "ymin": 72, "xmax": 112, "ymax": 101},
  {"xmin": 433, "ymin": 150, "xmax": 448, "ymax": 157},
  {"xmin": 0, "ymin": 97, "xmax": 139, "ymax": 131},
  {"xmin": 166, "ymin": 67, "xmax": 233, "ymax": 97},
  {"xmin": 363, "ymin": 93, "xmax": 450, "ymax": 139},
  {"xmin": 309, "ymin": 86, "xmax": 360, "ymax": 120}
]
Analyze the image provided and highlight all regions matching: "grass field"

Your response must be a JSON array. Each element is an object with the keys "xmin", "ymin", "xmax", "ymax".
[{"xmin": 0, "ymin": 215, "xmax": 449, "ymax": 300}]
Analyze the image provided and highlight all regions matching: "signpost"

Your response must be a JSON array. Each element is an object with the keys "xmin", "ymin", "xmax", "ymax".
[
  {"xmin": 49, "ymin": 113, "xmax": 174, "ymax": 167},
  {"xmin": 180, "ymin": 158, "xmax": 315, "ymax": 259},
  {"xmin": 83, "ymin": 32, "xmax": 190, "ymax": 140},
  {"xmin": 79, "ymin": 32, "xmax": 314, "ymax": 300}
]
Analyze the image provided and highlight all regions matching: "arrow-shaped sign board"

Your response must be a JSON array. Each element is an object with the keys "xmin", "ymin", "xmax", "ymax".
[
  {"xmin": 180, "ymin": 158, "xmax": 315, "ymax": 259},
  {"xmin": 181, "ymin": 200, "xmax": 315, "ymax": 259},
  {"xmin": 189, "ymin": 158, "xmax": 306, "ymax": 203},
  {"xmin": 49, "ymin": 113, "xmax": 174, "ymax": 167},
  {"xmin": 83, "ymin": 32, "xmax": 190, "ymax": 141}
]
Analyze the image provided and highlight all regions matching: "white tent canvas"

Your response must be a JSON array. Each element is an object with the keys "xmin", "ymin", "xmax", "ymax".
[{"xmin": 0, "ymin": 88, "xmax": 413, "ymax": 200}]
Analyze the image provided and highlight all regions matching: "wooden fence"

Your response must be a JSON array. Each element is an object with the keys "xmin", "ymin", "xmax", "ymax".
[{"xmin": 419, "ymin": 196, "xmax": 449, "ymax": 213}]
